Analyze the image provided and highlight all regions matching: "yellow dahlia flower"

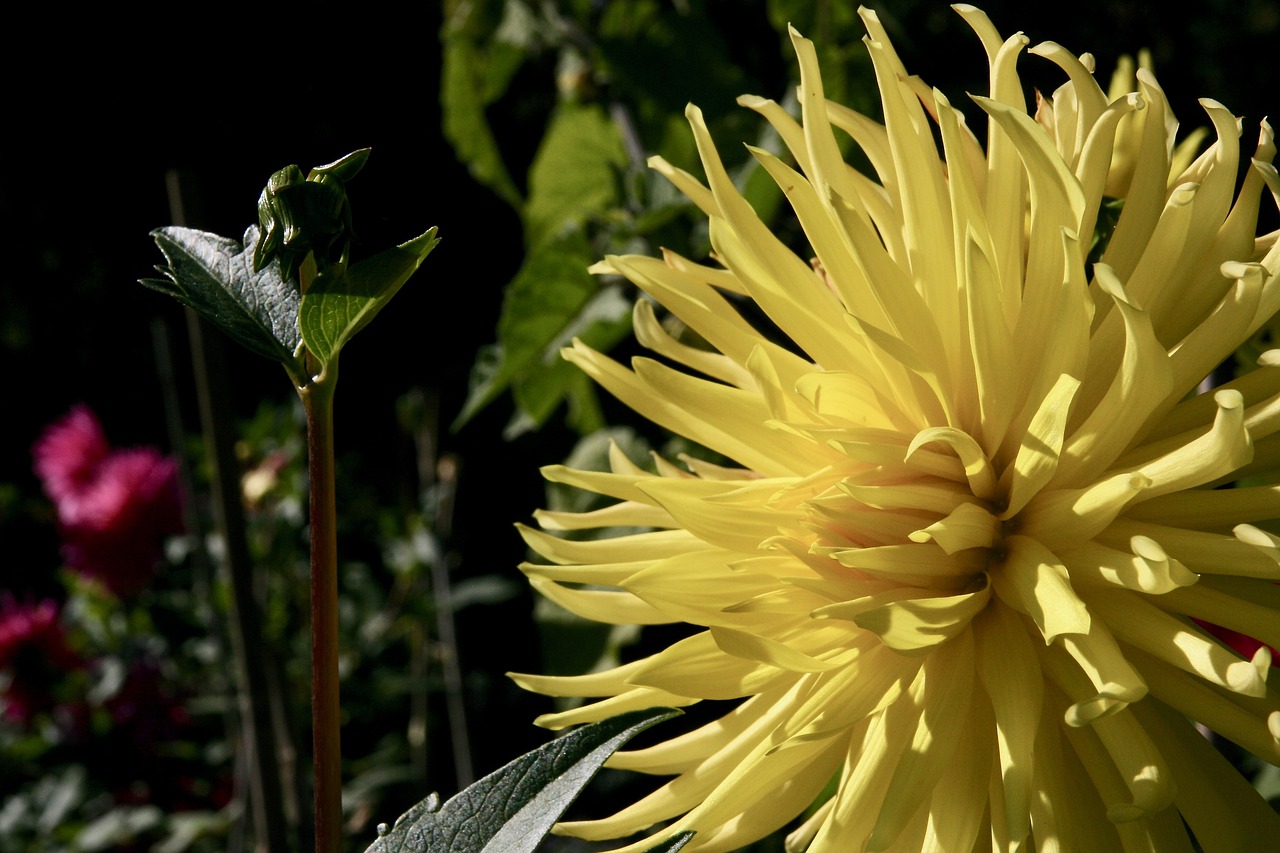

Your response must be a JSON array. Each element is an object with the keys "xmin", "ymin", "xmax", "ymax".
[{"xmin": 513, "ymin": 6, "xmax": 1280, "ymax": 851}]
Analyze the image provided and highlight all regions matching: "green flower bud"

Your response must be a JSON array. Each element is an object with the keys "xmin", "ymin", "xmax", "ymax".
[{"xmin": 252, "ymin": 149, "xmax": 371, "ymax": 282}]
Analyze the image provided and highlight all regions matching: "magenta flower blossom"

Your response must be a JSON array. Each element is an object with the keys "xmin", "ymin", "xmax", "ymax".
[
  {"xmin": 0, "ymin": 597, "xmax": 81, "ymax": 725},
  {"xmin": 33, "ymin": 405, "xmax": 183, "ymax": 597}
]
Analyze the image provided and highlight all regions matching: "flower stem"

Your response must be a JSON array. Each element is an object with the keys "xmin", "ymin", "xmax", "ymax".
[{"xmin": 303, "ymin": 368, "xmax": 341, "ymax": 853}]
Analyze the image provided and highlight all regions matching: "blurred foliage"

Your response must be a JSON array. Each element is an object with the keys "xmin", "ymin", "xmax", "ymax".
[
  {"xmin": 0, "ymin": 393, "xmax": 525, "ymax": 851},
  {"xmin": 446, "ymin": 0, "xmax": 878, "ymax": 438}
]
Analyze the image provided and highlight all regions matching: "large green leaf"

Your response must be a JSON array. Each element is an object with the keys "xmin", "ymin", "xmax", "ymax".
[
  {"xmin": 453, "ymin": 231, "xmax": 633, "ymax": 435},
  {"xmin": 143, "ymin": 225, "xmax": 303, "ymax": 375},
  {"xmin": 596, "ymin": 4, "xmax": 749, "ymax": 119},
  {"xmin": 363, "ymin": 707, "xmax": 683, "ymax": 853},
  {"xmin": 509, "ymin": 284, "xmax": 630, "ymax": 435},
  {"xmin": 300, "ymin": 228, "xmax": 439, "ymax": 367},
  {"xmin": 523, "ymin": 102, "xmax": 627, "ymax": 248},
  {"xmin": 441, "ymin": 0, "xmax": 528, "ymax": 208}
]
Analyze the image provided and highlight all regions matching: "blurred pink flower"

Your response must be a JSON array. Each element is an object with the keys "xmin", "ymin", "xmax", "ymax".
[
  {"xmin": 0, "ymin": 597, "xmax": 82, "ymax": 725},
  {"xmin": 33, "ymin": 405, "xmax": 183, "ymax": 597}
]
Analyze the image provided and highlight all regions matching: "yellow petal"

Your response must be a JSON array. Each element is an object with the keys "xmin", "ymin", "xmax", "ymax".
[
  {"xmin": 850, "ymin": 579, "xmax": 991, "ymax": 654},
  {"xmin": 533, "ymin": 500, "xmax": 675, "ymax": 531},
  {"xmin": 1057, "ymin": 617, "xmax": 1148, "ymax": 725},
  {"xmin": 1147, "ymin": 578, "xmax": 1280, "ymax": 656},
  {"xmin": 1100, "ymin": 519, "xmax": 1280, "ymax": 580},
  {"xmin": 1059, "ymin": 537, "xmax": 1198, "ymax": 594},
  {"xmin": 627, "ymin": 631, "xmax": 795, "ymax": 700},
  {"xmin": 1126, "ymin": 645, "xmax": 1280, "ymax": 765},
  {"xmin": 534, "ymin": 686, "xmax": 698, "ymax": 730},
  {"xmin": 1087, "ymin": 589, "xmax": 1269, "ymax": 697},
  {"xmin": 1057, "ymin": 264, "xmax": 1173, "ymax": 487},
  {"xmin": 991, "ymin": 535, "xmax": 1091, "ymax": 643},
  {"xmin": 907, "ymin": 426, "xmax": 999, "ymax": 499},
  {"xmin": 975, "ymin": 601, "xmax": 1043, "ymax": 844},
  {"xmin": 527, "ymin": 576, "xmax": 673, "ymax": 625},
  {"xmin": 635, "ymin": 477, "xmax": 792, "ymax": 553},
  {"xmin": 910, "ymin": 501, "xmax": 1001, "ymax": 554},
  {"xmin": 999, "ymin": 373, "xmax": 1080, "ymax": 518},
  {"xmin": 1130, "ymin": 698, "xmax": 1280, "ymax": 848},
  {"xmin": 866, "ymin": 630, "xmax": 978, "ymax": 851},
  {"xmin": 711, "ymin": 626, "xmax": 841, "ymax": 673},
  {"xmin": 517, "ymin": 522, "xmax": 703, "ymax": 565}
]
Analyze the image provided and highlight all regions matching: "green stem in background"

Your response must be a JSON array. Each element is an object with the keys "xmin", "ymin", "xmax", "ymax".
[
  {"xmin": 144, "ymin": 151, "xmax": 438, "ymax": 852},
  {"xmin": 160, "ymin": 169, "xmax": 293, "ymax": 852},
  {"xmin": 302, "ymin": 365, "xmax": 341, "ymax": 853}
]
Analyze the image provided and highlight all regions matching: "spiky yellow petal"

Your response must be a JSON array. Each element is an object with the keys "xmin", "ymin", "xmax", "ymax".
[{"xmin": 515, "ymin": 8, "xmax": 1280, "ymax": 851}]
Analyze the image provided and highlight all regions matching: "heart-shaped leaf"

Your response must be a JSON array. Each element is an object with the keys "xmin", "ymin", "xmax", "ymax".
[
  {"xmin": 364, "ymin": 706, "xmax": 680, "ymax": 853},
  {"xmin": 143, "ymin": 225, "xmax": 303, "ymax": 375}
]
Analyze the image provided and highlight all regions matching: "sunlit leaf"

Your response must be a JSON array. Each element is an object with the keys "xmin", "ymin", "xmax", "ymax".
[
  {"xmin": 300, "ymin": 228, "xmax": 440, "ymax": 367},
  {"xmin": 453, "ymin": 231, "xmax": 632, "ymax": 434},
  {"xmin": 364, "ymin": 707, "xmax": 681, "ymax": 853},
  {"xmin": 143, "ymin": 225, "xmax": 304, "ymax": 376},
  {"xmin": 524, "ymin": 102, "xmax": 627, "ymax": 249}
]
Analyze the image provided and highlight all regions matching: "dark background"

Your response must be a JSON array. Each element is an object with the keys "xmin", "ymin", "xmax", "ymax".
[{"xmin": 4, "ymin": 0, "xmax": 1279, "ymax": 813}]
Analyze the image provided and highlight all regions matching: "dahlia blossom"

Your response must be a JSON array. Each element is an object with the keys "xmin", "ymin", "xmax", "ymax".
[
  {"xmin": 513, "ymin": 6, "xmax": 1280, "ymax": 851},
  {"xmin": 33, "ymin": 405, "xmax": 183, "ymax": 597},
  {"xmin": 0, "ymin": 597, "xmax": 82, "ymax": 725}
]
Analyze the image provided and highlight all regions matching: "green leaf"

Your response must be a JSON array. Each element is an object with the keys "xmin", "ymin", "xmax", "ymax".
[
  {"xmin": 299, "ymin": 227, "xmax": 440, "ymax": 367},
  {"xmin": 441, "ymin": 0, "xmax": 527, "ymax": 208},
  {"xmin": 143, "ymin": 225, "xmax": 304, "ymax": 375},
  {"xmin": 452, "ymin": 231, "xmax": 633, "ymax": 434},
  {"xmin": 364, "ymin": 707, "xmax": 681, "ymax": 853},
  {"xmin": 311, "ymin": 148, "xmax": 371, "ymax": 182},
  {"xmin": 509, "ymin": 284, "xmax": 631, "ymax": 433},
  {"xmin": 524, "ymin": 102, "xmax": 626, "ymax": 248},
  {"xmin": 596, "ymin": 6, "xmax": 748, "ymax": 120}
]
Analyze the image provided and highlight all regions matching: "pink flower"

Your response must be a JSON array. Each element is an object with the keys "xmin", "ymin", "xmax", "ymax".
[
  {"xmin": 0, "ymin": 597, "xmax": 82, "ymax": 725},
  {"xmin": 32, "ymin": 405, "xmax": 110, "ymax": 506},
  {"xmin": 33, "ymin": 406, "xmax": 183, "ymax": 597}
]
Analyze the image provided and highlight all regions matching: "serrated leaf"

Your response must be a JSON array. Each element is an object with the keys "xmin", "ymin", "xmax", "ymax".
[
  {"xmin": 365, "ymin": 707, "xmax": 681, "ymax": 853},
  {"xmin": 453, "ymin": 232, "xmax": 633, "ymax": 433},
  {"xmin": 300, "ymin": 228, "xmax": 439, "ymax": 367},
  {"xmin": 524, "ymin": 102, "xmax": 626, "ymax": 248},
  {"xmin": 143, "ymin": 225, "xmax": 303, "ymax": 373}
]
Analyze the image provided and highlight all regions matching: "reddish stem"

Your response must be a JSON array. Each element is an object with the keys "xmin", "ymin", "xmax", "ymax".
[{"xmin": 304, "ymin": 371, "xmax": 342, "ymax": 853}]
